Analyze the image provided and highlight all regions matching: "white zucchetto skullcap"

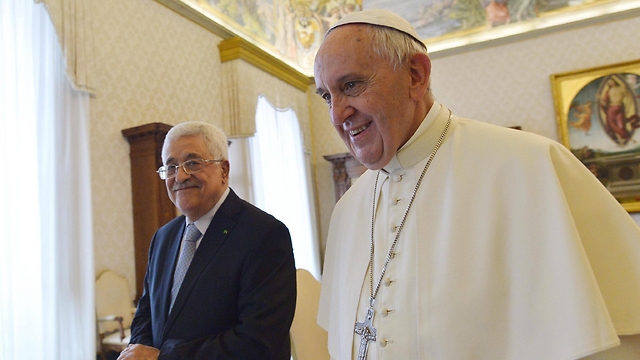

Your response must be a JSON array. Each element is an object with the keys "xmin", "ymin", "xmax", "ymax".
[{"xmin": 328, "ymin": 9, "xmax": 424, "ymax": 46}]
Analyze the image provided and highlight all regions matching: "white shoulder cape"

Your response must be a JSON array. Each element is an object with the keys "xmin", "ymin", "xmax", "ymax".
[{"xmin": 318, "ymin": 105, "xmax": 640, "ymax": 359}]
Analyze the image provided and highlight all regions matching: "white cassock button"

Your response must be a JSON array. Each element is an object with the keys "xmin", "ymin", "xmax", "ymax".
[
  {"xmin": 392, "ymin": 174, "xmax": 404, "ymax": 182},
  {"xmin": 384, "ymin": 278, "xmax": 395, "ymax": 287},
  {"xmin": 382, "ymin": 308, "xmax": 394, "ymax": 317},
  {"xmin": 390, "ymin": 225, "xmax": 398, "ymax": 232},
  {"xmin": 380, "ymin": 339, "xmax": 393, "ymax": 347},
  {"xmin": 389, "ymin": 198, "xmax": 402, "ymax": 206}
]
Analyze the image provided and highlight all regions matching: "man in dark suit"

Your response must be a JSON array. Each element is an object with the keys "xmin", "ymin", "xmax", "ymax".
[{"xmin": 118, "ymin": 121, "xmax": 296, "ymax": 359}]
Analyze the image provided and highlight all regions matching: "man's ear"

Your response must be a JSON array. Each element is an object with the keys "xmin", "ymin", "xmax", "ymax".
[
  {"xmin": 408, "ymin": 53, "xmax": 431, "ymax": 101},
  {"xmin": 221, "ymin": 160, "xmax": 230, "ymax": 182}
]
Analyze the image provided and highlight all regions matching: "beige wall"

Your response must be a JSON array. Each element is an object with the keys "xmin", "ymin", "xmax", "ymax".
[
  {"xmin": 89, "ymin": 0, "xmax": 640, "ymax": 298},
  {"xmin": 427, "ymin": 14, "xmax": 640, "ymax": 228},
  {"xmin": 429, "ymin": 14, "xmax": 640, "ymax": 140}
]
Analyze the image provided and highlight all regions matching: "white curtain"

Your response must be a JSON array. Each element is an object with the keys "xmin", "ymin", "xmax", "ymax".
[
  {"xmin": 228, "ymin": 138, "xmax": 254, "ymax": 203},
  {"xmin": 34, "ymin": 0, "xmax": 96, "ymax": 94},
  {"xmin": 250, "ymin": 96, "xmax": 321, "ymax": 280},
  {"xmin": 0, "ymin": 1, "xmax": 95, "ymax": 359}
]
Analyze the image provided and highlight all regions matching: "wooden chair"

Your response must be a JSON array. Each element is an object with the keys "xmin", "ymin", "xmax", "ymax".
[
  {"xmin": 95, "ymin": 270, "xmax": 135, "ymax": 360},
  {"xmin": 290, "ymin": 269, "xmax": 330, "ymax": 360}
]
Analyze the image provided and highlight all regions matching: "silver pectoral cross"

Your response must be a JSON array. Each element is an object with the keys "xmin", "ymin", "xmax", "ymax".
[{"xmin": 354, "ymin": 306, "xmax": 377, "ymax": 360}]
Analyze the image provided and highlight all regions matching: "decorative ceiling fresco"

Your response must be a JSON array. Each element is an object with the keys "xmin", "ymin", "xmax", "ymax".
[
  {"xmin": 369, "ymin": 0, "xmax": 617, "ymax": 40},
  {"xmin": 199, "ymin": 0, "xmax": 362, "ymax": 70},
  {"xmin": 160, "ymin": 0, "xmax": 640, "ymax": 76}
]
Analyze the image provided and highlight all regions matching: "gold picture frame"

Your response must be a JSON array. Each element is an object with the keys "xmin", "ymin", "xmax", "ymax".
[{"xmin": 551, "ymin": 59, "xmax": 640, "ymax": 212}]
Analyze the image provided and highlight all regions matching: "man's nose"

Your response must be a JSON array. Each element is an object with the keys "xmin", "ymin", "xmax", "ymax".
[
  {"xmin": 330, "ymin": 96, "xmax": 355, "ymax": 126},
  {"xmin": 175, "ymin": 165, "xmax": 191, "ymax": 182}
]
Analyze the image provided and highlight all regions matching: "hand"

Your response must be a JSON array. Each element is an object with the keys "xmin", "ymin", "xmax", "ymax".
[{"xmin": 116, "ymin": 344, "xmax": 160, "ymax": 360}]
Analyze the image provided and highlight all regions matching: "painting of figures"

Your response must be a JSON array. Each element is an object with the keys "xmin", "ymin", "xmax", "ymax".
[
  {"xmin": 552, "ymin": 59, "xmax": 640, "ymax": 212},
  {"xmin": 366, "ymin": 0, "xmax": 612, "ymax": 40},
  {"xmin": 160, "ymin": 0, "xmax": 639, "ymax": 75},
  {"xmin": 195, "ymin": 0, "xmax": 362, "ymax": 72}
]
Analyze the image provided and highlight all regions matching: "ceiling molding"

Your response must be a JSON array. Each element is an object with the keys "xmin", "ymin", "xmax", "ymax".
[
  {"xmin": 218, "ymin": 37, "xmax": 312, "ymax": 92},
  {"xmin": 155, "ymin": 0, "xmax": 235, "ymax": 38}
]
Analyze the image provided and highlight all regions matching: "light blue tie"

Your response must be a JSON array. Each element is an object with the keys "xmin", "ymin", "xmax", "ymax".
[{"xmin": 170, "ymin": 223, "xmax": 201, "ymax": 310}]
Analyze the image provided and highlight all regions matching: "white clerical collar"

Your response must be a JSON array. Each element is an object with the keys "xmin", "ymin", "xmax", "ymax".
[{"xmin": 383, "ymin": 102, "xmax": 450, "ymax": 173}]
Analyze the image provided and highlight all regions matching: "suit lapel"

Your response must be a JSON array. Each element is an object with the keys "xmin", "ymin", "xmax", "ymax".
[
  {"xmin": 153, "ymin": 220, "xmax": 185, "ymax": 342},
  {"xmin": 162, "ymin": 190, "xmax": 242, "ymax": 338}
]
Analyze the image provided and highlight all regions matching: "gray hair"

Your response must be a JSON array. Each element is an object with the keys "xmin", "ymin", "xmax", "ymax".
[
  {"xmin": 162, "ymin": 121, "xmax": 228, "ymax": 162},
  {"xmin": 364, "ymin": 24, "xmax": 428, "ymax": 71}
]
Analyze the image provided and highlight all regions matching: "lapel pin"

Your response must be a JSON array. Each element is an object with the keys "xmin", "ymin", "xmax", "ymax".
[{"xmin": 223, "ymin": 230, "xmax": 228, "ymax": 234}]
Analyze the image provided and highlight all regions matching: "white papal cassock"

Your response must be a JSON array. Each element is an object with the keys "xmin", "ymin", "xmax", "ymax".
[{"xmin": 318, "ymin": 102, "xmax": 640, "ymax": 359}]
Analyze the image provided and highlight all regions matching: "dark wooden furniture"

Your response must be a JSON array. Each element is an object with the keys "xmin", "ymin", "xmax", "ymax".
[
  {"xmin": 122, "ymin": 123, "xmax": 175, "ymax": 302},
  {"xmin": 323, "ymin": 152, "xmax": 367, "ymax": 202}
]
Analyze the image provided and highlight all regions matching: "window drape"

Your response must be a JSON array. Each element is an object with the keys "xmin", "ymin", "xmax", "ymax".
[
  {"xmin": 0, "ymin": 1, "xmax": 95, "ymax": 359},
  {"xmin": 34, "ymin": 0, "xmax": 96, "ymax": 94},
  {"xmin": 219, "ymin": 59, "xmax": 311, "ymax": 149},
  {"xmin": 249, "ymin": 96, "xmax": 321, "ymax": 279}
]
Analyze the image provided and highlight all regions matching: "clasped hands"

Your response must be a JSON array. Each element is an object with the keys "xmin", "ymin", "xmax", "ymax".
[{"xmin": 117, "ymin": 344, "xmax": 160, "ymax": 360}]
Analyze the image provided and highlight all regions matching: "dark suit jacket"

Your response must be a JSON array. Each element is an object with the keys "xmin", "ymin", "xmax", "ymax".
[{"xmin": 130, "ymin": 189, "xmax": 296, "ymax": 359}]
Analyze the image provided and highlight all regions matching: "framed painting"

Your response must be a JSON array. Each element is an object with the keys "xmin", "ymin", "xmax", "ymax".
[{"xmin": 551, "ymin": 59, "xmax": 640, "ymax": 212}]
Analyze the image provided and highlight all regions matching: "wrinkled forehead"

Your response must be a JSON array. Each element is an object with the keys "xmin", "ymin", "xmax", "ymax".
[
  {"xmin": 314, "ymin": 25, "xmax": 370, "ymax": 71},
  {"xmin": 162, "ymin": 134, "xmax": 210, "ymax": 162},
  {"xmin": 314, "ymin": 26, "xmax": 370, "ymax": 85}
]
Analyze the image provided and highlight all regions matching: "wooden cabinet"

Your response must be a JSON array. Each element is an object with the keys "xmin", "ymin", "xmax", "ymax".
[
  {"xmin": 323, "ymin": 152, "xmax": 367, "ymax": 202},
  {"xmin": 122, "ymin": 123, "xmax": 175, "ymax": 302}
]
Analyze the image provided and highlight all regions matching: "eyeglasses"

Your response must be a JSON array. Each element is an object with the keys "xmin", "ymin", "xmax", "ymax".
[{"xmin": 157, "ymin": 158, "xmax": 223, "ymax": 180}]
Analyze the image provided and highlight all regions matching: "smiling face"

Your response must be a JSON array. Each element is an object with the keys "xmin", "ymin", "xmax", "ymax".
[
  {"xmin": 314, "ymin": 25, "xmax": 429, "ymax": 170},
  {"xmin": 163, "ymin": 135, "xmax": 229, "ymax": 222}
]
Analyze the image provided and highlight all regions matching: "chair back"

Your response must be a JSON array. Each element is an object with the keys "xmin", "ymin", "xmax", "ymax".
[
  {"xmin": 290, "ymin": 269, "xmax": 330, "ymax": 360},
  {"xmin": 95, "ymin": 270, "xmax": 134, "ymax": 335}
]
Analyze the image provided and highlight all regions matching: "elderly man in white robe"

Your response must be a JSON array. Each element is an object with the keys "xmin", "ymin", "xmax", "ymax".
[{"xmin": 313, "ymin": 9, "xmax": 640, "ymax": 360}]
